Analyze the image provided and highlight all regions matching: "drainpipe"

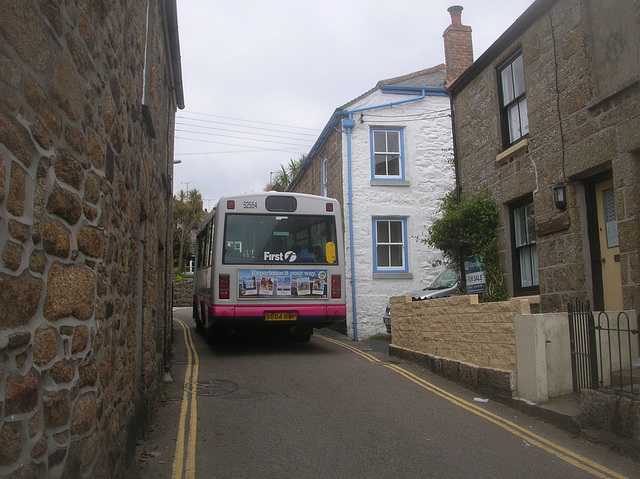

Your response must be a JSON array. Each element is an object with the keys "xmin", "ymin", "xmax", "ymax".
[
  {"xmin": 343, "ymin": 114, "xmax": 358, "ymax": 340},
  {"xmin": 342, "ymin": 89, "xmax": 429, "ymax": 341}
]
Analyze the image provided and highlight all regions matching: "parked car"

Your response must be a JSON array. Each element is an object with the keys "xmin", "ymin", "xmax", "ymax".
[{"xmin": 383, "ymin": 267, "xmax": 459, "ymax": 333}]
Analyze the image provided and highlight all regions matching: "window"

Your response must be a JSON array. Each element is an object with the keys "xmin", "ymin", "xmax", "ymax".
[
  {"xmin": 511, "ymin": 199, "xmax": 539, "ymax": 295},
  {"xmin": 321, "ymin": 157, "xmax": 327, "ymax": 196},
  {"xmin": 499, "ymin": 53, "xmax": 528, "ymax": 146},
  {"xmin": 373, "ymin": 218, "xmax": 408, "ymax": 273},
  {"xmin": 223, "ymin": 214, "xmax": 338, "ymax": 265},
  {"xmin": 371, "ymin": 128, "xmax": 404, "ymax": 180}
]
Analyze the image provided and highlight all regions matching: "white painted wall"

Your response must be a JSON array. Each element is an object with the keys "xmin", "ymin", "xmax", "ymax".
[{"xmin": 341, "ymin": 88, "xmax": 454, "ymax": 339}]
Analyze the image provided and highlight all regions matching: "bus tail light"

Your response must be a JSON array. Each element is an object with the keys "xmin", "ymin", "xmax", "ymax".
[
  {"xmin": 219, "ymin": 274, "xmax": 230, "ymax": 299},
  {"xmin": 331, "ymin": 275, "xmax": 341, "ymax": 299}
]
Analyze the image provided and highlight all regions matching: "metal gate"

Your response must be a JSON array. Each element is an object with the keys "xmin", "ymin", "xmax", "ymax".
[{"xmin": 567, "ymin": 300, "xmax": 599, "ymax": 395}]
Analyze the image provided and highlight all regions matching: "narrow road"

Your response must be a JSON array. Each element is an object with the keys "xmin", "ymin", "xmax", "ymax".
[{"xmin": 136, "ymin": 308, "xmax": 639, "ymax": 479}]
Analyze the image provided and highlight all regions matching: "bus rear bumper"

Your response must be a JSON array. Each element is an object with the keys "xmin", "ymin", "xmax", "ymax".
[{"xmin": 211, "ymin": 304, "xmax": 346, "ymax": 326}]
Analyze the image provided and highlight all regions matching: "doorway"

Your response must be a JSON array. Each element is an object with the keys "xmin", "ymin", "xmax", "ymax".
[{"xmin": 592, "ymin": 178, "xmax": 623, "ymax": 311}]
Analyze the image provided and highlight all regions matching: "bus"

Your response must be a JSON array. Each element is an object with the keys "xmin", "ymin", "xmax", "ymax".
[{"xmin": 193, "ymin": 192, "xmax": 346, "ymax": 343}]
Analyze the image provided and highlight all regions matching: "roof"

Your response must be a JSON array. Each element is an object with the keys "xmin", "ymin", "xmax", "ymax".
[
  {"xmin": 340, "ymin": 63, "xmax": 446, "ymax": 111},
  {"xmin": 447, "ymin": 0, "xmax": 557, "ymax": 96}
]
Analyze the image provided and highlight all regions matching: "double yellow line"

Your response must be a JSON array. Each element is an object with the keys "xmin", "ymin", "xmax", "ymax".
[
  {"xmin": 173, "ymin": 319, "xmax": 199, "ymax": 479},
  {"xmin": 316, "ymin": 334, "xmax": 628, "ymax": 479}
]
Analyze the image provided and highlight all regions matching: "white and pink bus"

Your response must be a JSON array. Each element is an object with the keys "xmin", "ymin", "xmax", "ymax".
[{"xmin": 193, "ymin": 192, "xmax": 346, "ymax": 342}]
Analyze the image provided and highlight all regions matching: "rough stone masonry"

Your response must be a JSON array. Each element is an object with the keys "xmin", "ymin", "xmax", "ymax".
[{"xmin": 0, "ymin": 1, "xmax": 180, "ymax": 477}]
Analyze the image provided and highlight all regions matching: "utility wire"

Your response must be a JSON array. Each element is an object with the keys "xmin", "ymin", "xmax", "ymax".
[
  {"xmin": 176, "ymin": 121, "xmax": 317, "ymax": 143},
  {"xmin": 174, "ymin": 136, "xmax": 308, "ymax": 156},
  {"xmin": 176, "ymin": 129, "xmax": 312, "ymax": 148},
  {"xmin": 176, "ymin": 111, "xmax": 320, "ymax": 132}
]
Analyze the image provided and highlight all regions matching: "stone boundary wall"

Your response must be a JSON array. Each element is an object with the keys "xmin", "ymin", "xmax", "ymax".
[
  {"xmin": 390, "ymin": 294, "xmax": 532, "ymax": 371},
  {"xmin": 173, "ymin": 279, "xmax": 193, "ymax": 308},
  {"xmin": 0, "ymin": 2, "xmax": 177, "ymax": 477},
  {"xmin": 580, "ymin": 389, "xmax": 640, "ymax": 458}
]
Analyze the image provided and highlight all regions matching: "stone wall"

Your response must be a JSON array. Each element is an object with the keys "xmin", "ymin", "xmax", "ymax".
[
  {"xmin": 173, "ymin": 279, "xmax": 194, "ymax": 308},
  {"xmin": 0, "ymin": 1, "xmax": 179, "ymax": 477}
]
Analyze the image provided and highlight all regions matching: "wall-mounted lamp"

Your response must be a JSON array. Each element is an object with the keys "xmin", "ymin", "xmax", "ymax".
[{"xmin": 553, "ymin": 181, "xmax": 567, "ymax": 210}]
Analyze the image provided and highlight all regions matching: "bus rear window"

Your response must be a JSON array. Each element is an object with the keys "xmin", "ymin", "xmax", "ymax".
[{"xmin": 223, "ymin": 214, "xmax": 338, "ymax": 265}]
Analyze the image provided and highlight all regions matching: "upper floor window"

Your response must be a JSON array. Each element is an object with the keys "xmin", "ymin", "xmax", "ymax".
[
  {"xmin": 373, "ymin": 217, "xmax": 408, "ymax": 273},
  {"xmin": 371, "ymin": 128, "xmax": 404, "ymax": 180},
  {"xmin": 510, "ymin": 198, "xmax": 539, "ymax": 295},
  {"xmin": 499, "ymin": 52, "xmax": 529, "ymax": 146}
]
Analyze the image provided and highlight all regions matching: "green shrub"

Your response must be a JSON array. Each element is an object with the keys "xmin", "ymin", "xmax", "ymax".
[{"xmin": 418, "ymin": 190, "xmax": 508, "ymax": 302}]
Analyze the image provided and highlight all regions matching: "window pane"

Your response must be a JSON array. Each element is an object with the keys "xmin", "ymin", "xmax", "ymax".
[
  {"xmin": 387, "ymin": 155, "xmax": 400, "ymax": 176},
  {"xmin": 602, "ymin": 188, "xmax": 619, "ymax": 248},
  {"xmin": 513, "ymin": 55, "xmax": 525, "ymax": 97},
  {"xmin": 519, "ymin": 98, "xmax": 529, "ymax": 136},
  {"xmin": 520, "ymin": 247, "xmax": 533, "ymax": 287},
  {"xmin": 501, "ymin": 64, "xmax": 514, "ymax": 105},
  {"xmin": 389, "ymin": 221, "xmax": 403, "ymax": 243},
  {"xmin": 531, "ymin": 245, "xmax": 539, "ymax": 285},
  {"xmin": 376, "ymin": 221, "xmax": 389, "ymax": 243},
  {"xmin": 387, "ymin": 131, "xmax": 399, "ymax": 152},
  {"xmin": 525, "ymin": 203, "xmax": 536, "ymax": 244},
  {"xmin": 223, "ymin": 214, "xmax": 337, "ymax": 264},
  {"xmin": 508, "ymin": 105, "xmax": 521, "ymax": 143},
  {"xmin": 514, "ymin": 206, "xmax": 526, "ymax": 247},
  {"xmin": 373, "ymin": 131, "xmax": 386, "ymax": 153},
  {"xmin": 377, "ymin": 245, "xmax": 389, "ymax": 267},
  {"xmin": 390, "ymin": 245, "xmax": 403, "ymax": 267},
  {"xmin": 519, "ymin": 244, "xmax": 539, "ymax": 287},
  {"xmin": 374, "ymin": 155, "xmax": 387, "ymax": 176}
]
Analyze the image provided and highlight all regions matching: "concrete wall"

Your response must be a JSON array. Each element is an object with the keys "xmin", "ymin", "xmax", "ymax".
[
  {"xmin": 390, "ymin": 294, "xmax": 532, "ymax": 370},
  {"xmin": 515, "ymin": 313, "xmax": 573, "ymax": 403},
  {"xmin": 0, "ymin": 1, "xmax": 178, "ymax": 477}
]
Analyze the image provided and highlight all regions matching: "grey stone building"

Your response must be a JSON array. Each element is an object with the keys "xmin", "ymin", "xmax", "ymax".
[
  {"xmin": 0, "ymin": 1, "xmax": 183, "ymax": 477},
  {"xmin": 448, "ymin": 0, "xmax": 640, "ymax": 314}
]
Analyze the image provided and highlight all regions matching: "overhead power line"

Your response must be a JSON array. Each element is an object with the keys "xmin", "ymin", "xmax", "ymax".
[
  {"xmin": 176, "ymin": 121, "xmax": 317, "ymax": 143},
  {"xmin": 176, "ymin": 110, "xmax": 320, "ymax": 133}
]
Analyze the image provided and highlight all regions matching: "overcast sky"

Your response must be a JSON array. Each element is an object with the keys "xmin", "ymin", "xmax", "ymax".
[{"xmin": 173, "ymin": 0, "xmax": 535, "ymax": 209}]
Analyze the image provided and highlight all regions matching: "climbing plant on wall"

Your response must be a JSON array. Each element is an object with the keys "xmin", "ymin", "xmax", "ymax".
[{"xmin": 418, "ymin": 190, "xmax": 508, "ymax": 302}]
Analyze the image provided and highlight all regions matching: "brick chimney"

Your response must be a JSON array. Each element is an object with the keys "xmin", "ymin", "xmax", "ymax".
[{"xmin": 443, "ymin": 5, "xmax": 473, "ymax": 85}]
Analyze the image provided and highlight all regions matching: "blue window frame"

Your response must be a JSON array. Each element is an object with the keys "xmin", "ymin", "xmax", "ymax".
[
  {"xmin": 373, "ymin": 217, "xmax": 408, "ymax": 273},
  {"xmin": 370, "ymin": 128, "xmax": 405, "ymax": 181}
]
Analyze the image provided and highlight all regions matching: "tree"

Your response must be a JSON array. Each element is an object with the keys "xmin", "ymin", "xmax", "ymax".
[
  {"xmin": 173, "ymin": 188, "xmax": 204, "ymax": 273},
  {"xmin": 266, "ymin": 155, "xmax": 305, "ymax": 192},
  {"xmin": 417, "ymin": 190, "xmax": 508, "ymax": 302}
]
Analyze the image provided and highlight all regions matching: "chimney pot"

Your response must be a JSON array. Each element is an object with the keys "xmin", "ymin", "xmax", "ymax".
[{"xmin": 448, "ymin": 5, "xmax": 463, "ymax": 26}]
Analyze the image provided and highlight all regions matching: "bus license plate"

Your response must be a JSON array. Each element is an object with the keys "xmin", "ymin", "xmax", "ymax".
[{"xmin": 265, "ymin": 312, "xmax": 297, "ymax": 321}]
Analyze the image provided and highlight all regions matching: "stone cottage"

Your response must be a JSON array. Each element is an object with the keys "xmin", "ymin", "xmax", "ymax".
[
  {"xmin": 288, "ymin": 7, "xmax": 473, "ymax": 339},
  {"xmin": 448, "ymin": 0, "xmax": 640, "ymax": 314},
  {"xmin": 0, "ymin": 1, "xmax": 183, "ymax": 477}
]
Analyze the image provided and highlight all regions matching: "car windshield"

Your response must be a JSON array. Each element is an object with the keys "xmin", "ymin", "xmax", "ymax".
[{"xmin": 427, "ymin": 268, "xmax": 457, "ymax": 289}]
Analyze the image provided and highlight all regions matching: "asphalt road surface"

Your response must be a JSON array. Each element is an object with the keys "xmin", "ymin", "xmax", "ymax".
[{"xmin": 136, "ymin": 308, "xmax": 639, "ymax": 479}]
